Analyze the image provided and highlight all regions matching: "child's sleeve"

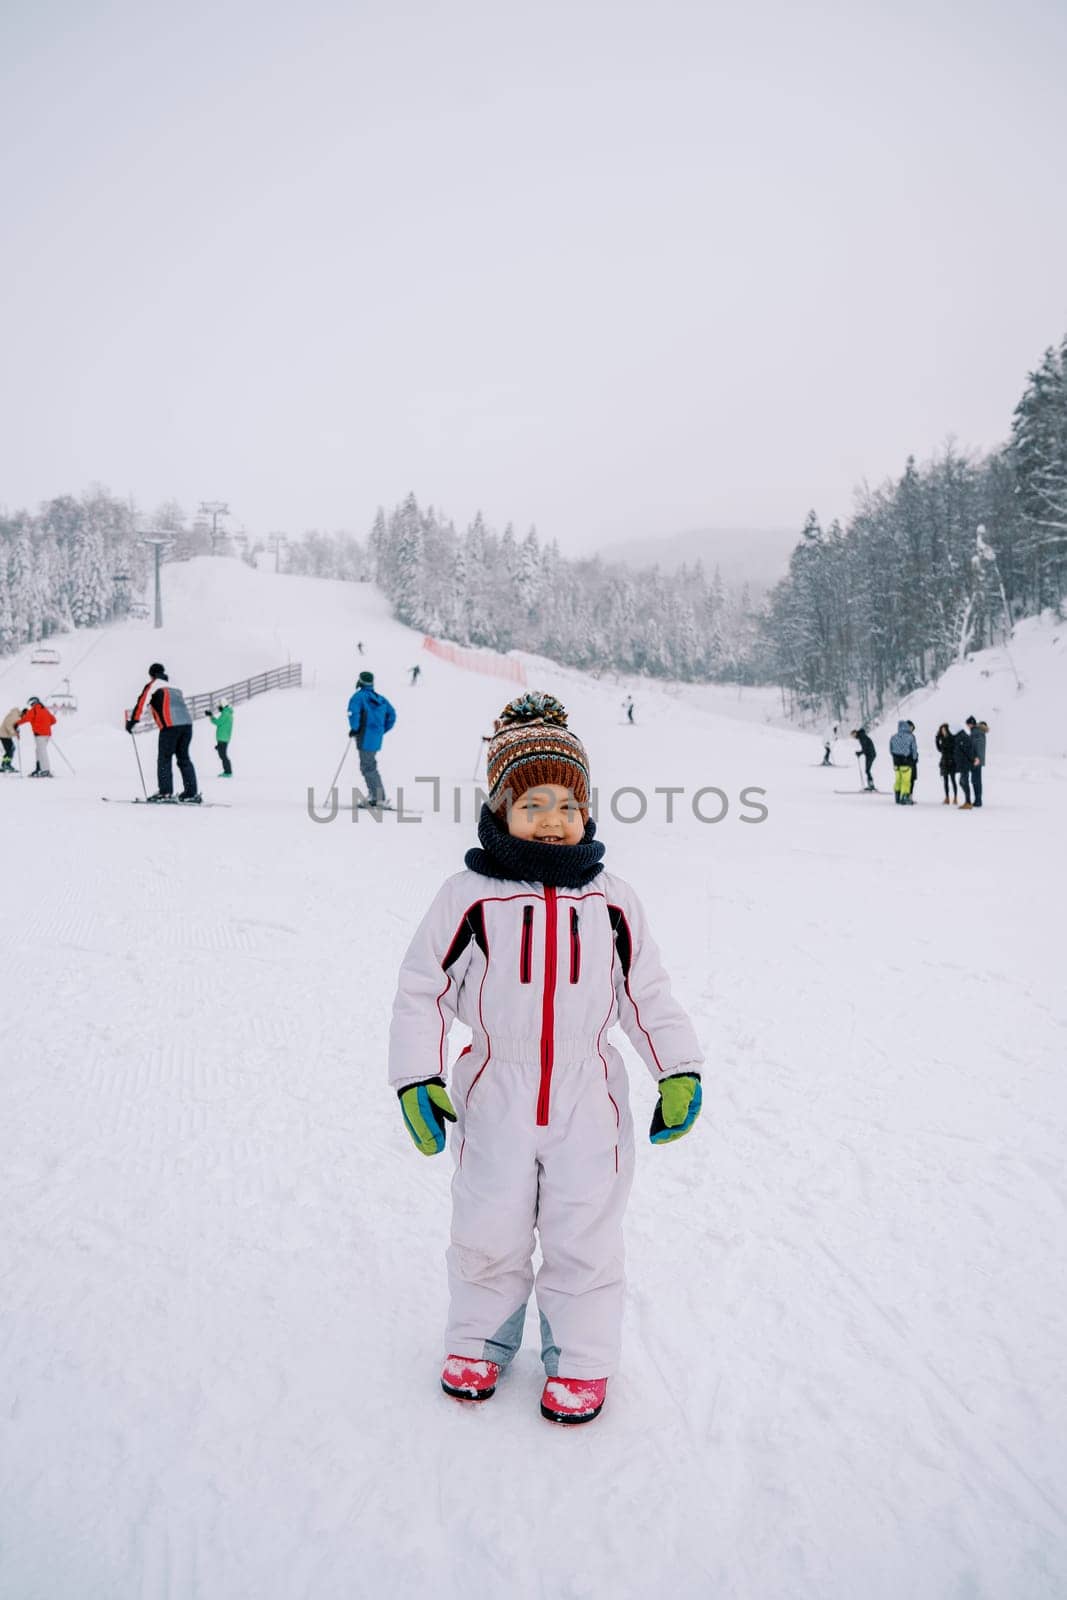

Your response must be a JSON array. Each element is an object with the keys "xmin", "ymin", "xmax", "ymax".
[
  {"xmin": 389, "ymin": 879, "xmax": 476, "ymax": 1091},
  {"xmin": 607, "ymin": 882, "xmax": 705, "ymax": 1081}
]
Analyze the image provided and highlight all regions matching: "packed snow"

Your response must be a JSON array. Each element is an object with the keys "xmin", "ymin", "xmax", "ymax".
[{"xmin": 1, "ymin": 558, "xmax": 1065, "ymax": 1599}]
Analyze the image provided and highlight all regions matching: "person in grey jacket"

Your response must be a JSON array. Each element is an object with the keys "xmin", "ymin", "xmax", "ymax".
[
  {"xmin": 966, "ymin": 716, "xmax": 987, "ymax": 808},
  {"xmin": 889, "ymin": 720, "xmax": 919, "ymax": 805}
]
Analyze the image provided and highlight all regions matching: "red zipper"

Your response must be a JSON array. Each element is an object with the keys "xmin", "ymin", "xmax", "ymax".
[{"xmin": 536, "ymin": 887, "xmax": 558, "ymax": 1125}]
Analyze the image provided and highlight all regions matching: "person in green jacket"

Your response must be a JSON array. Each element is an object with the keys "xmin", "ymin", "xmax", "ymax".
[{"xmin": 205, "ymin": 702, "xmax": 234, "ymax": 776}]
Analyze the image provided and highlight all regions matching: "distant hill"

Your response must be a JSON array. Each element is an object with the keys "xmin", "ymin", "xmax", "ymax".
[{"xmin": 597, "ymin": 525, "xmax": 798, "ymax": 592}]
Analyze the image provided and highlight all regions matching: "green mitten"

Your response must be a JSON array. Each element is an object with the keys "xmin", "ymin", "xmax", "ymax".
[
  {"xmin": 398, "ymin": 1076, "xmax": 458, "ymax": 1155},
  {"xmin": 649, "ymin": 1073, "xmax": 702, "ymax": 1145}
]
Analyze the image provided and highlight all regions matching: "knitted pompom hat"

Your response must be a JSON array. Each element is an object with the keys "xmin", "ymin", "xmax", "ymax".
[{"xmin": 486, "ymin": 692, "xmax": 590, "ymax": 816}]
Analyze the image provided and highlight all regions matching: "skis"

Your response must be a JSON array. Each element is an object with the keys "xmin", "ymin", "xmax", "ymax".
[
  {"xmin": 833, "ymin": 788, "xmax": 880, "ymax": 795},
  {"xmin": 352, "ymin": 801, "xmax": 423, "ymax": 814},
  {"xmin": 101, "ymin": 797, "xmax": 230, "ymax": 808}
]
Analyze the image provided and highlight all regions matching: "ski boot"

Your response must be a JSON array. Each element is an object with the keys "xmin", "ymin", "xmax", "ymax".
[
  {"xmin": 178, "ymin": 793, "xmax": 203, "ymax": 804},
  {"xmin": 441, "ymin": 1356, "xmax": 501, "ymax": 1402},
  {"xmin": 540, "ymin": 1376, "xmax": 608, "ymax": 1425}
]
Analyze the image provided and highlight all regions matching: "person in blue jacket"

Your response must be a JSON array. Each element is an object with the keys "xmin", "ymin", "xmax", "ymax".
[{"xmin": 348, "ymin": 670, "xmax": 397, "ymax": 807}]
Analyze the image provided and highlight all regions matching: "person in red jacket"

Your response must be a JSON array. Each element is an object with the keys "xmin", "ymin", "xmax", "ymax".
[{"xmin": 16, "ymin": 697, "xmax": 57, "ymax": 777}]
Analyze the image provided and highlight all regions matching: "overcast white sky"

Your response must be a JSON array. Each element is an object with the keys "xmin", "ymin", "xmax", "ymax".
[{"xmin": 1, "ymin": 0, "xmax": 1065, "ymax": 554}]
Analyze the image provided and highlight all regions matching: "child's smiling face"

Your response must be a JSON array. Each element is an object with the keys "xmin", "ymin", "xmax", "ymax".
[{"xmin": 506, "ymin": 784, "xmax": 586, "ymax": 846}]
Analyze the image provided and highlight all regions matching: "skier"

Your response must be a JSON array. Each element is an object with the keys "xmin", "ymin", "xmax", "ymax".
[
  {"xmin": 389, "ymin": 692, "xmax": 703, "ymax": 1425},
  {"xmin": 16, "ymin": 698, "xmax": 56, "ymax": 777},
  {"xmin": 821, "ymin": 723, "xmax": 839, "ymax": 766},
  {"xmin": 1, "ymin": 705, "xmax": 20, "ymax": 772},
  {"xmin": 889, "ymin": 720, "xmax": 918, "ymax": 805},
  {"xmin": 850, "ymin": 726, "xmax": 876, "ymax": 790},
  {"xmin": 953, "ymin": 724, "xmax": 976, "ymax": 809},
  {"xmin": 410, "ymin": 665, "xmax": 421, "ymax": 687},
  {"xmin": 347, "ymin": 669, "xmax": 396, "ymax": 808},
  {"xmin": 205, "ymin": 702, "xmax": 234, "ymax": 777},
  {"xmin": 622, "ymin": 695, "xmax": 635, "ymax": 725},
  {"xmin": 125, "ymin": 662, "xmax": 200, "ymax": 803},
  {"xmin": 967, "ymin": 716, "xmax": 988, "ymax": 809},
  {"xmin": 936, "ymin": 723, "xmax": 957, "ymax": 805}
]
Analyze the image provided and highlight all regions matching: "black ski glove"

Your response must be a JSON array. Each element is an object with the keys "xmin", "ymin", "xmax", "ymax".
[{"xmin": 125, "ymin": 719, "xmax": 136, "ymax": 734}]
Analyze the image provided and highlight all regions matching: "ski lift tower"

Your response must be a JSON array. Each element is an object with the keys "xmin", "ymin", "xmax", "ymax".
[
  {"xmin": 140, "ymin": 535, "xmax": 173, "ymax": 628},
  {"xmin": 199, "ymin": 501, "xmax": 230, "ymax": 555}
]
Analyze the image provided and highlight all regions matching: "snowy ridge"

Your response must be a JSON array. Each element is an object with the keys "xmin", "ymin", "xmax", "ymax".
[{"xmin": 1, "ymin": 558, "xmax": 1065, "ymax": 1599}]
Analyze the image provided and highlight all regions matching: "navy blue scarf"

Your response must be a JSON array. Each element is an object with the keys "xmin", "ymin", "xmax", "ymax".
[{"xmin": 465, "ymin": 804, "xmax": 605, "ymax": 887}]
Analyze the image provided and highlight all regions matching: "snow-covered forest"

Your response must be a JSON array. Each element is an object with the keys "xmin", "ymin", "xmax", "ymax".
[
  {"xmin": 763, "ymin": 336, "xmax": 1067, "ymax": 719},
  {"xmin": 3, "ymin": 333, "xmax": 1066, "ymax": 717},
  {"xmin": 364, "ymin": 334, "xmax": 1067, "ymax": 709},
  {"xmin": 0, "ymin": 493, "xmax": 222, "ymax": 653}
]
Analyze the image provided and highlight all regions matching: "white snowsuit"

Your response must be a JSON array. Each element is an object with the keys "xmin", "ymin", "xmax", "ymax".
[{"xmin": 389, "ymin": 868, "xmax": 703, "ymax": 1378}]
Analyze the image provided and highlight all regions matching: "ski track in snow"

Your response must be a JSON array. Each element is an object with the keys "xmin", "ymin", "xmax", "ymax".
[{"xmin": 2, "ymin": 560, "xmax": 1066, "ymax": 1599}]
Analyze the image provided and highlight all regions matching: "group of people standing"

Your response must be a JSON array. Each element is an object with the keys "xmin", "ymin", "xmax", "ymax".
[
  {"xmin": 1, "ymin": 699, "xmax": 58, "ymax": 776},
  {"xmin": 848, "ymin": 718, "xmax": 990, "ymax": 807},
  {"xmin": 935, "ymin": 718, "xmax": 988, "ymax": 808}
]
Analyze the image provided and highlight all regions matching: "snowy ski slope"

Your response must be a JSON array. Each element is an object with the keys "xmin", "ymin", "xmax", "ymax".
[{"xmin": 1, "ymin": 559, "xmax": 1065, "ymax": 1600}]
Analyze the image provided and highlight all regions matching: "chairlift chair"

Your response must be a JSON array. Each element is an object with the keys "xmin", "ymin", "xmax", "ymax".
[
  {"xmin": 30, "ymin": 645, "xmax": 61, "ymax": 666},
  {"xmin": 50, "ymin": 677, "xmax": 78, "ymax": 713}
]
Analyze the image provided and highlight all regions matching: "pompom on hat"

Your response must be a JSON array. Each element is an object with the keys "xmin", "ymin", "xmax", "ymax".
[{"xmin": 485, "ymin": 692, "xmax": 590, "ymax": 816}]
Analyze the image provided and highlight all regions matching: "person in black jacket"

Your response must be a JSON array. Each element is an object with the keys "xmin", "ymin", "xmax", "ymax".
[
  {"xmin": 935, "ymin": 723, "xmax": 957, "ymax": 804},
  {"xmin": 850, "ymin": 727, "xmax": 876, "ymax": 790},
  {"xmin": 953, "ymin": 725, "xmax": 976, "ymax": 808},
  {"xmin": 906, "ymin": 720, "xmax": 918, "ymax": 797},
  {"xmin": 125, "ymin": 662, "xmax": 200, "ymax": 802}
]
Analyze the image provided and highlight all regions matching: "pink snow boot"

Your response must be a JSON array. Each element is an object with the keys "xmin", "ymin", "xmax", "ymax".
[
  {"xmin": 441, "ymin": 1355, "xmax": 501, "ymax": 1402},
  {"xmin": 540, "ymin": 1376, "xmax": 608, "ymax": 1424}
]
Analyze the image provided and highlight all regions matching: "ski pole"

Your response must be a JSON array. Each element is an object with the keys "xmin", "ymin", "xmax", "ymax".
[
  {"xmin": 327, "ymin": 738, "xmax": 353, "ymax": 794},
  {"xmin": 129, "ymin": 730, "xmax": 149, "ymax": 799},
  {"xmin": 51, "ymin": 738, "xmax": 76, "ymax": 776},
  {"xmin": 472, "ymin": 737, "xmax": 486, "ymax": 782},
  {"xmin": 855, "ymin": 751, "xmax": 864, "ymax": 791}
]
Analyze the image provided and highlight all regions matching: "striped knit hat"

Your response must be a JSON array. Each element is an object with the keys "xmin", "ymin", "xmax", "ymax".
[{"xmin": 486, "ymin": 692, "xmax": 590, "ymax": 816}]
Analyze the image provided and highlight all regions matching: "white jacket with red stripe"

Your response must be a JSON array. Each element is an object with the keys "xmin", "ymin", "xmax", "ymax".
[{"xmin": 389, "ymin": 868, "xmax": 704, "ymax": 1118}]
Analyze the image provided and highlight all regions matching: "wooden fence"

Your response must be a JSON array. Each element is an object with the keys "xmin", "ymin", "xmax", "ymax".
[{"xmin": 131, "ymin": 662, "xmax": 302, "ymax": 730}]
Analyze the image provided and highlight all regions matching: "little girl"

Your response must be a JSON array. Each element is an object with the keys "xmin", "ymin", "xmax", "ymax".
[{"xmin": 389, "ymin": 693, "xmax": 703, "ymax": 1424}]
